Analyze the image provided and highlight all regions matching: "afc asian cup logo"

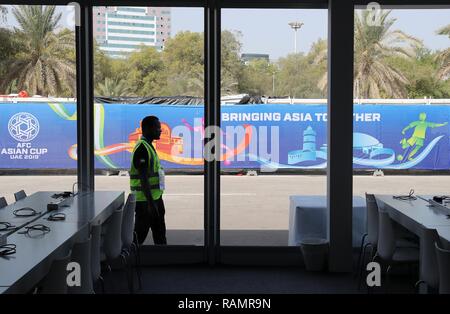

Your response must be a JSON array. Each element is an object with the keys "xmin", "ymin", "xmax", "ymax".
[{"xmin": 8, "ymin": 112, "xmax": 40, "ymax": 142}]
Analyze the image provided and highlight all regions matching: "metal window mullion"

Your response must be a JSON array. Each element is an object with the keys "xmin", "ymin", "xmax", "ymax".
[
  {"xmin": 204, "ymin": 0, "xmax": 221, "ymax": 265},
  {"xmin": 76, "ymin": 4, "xmax": 95, "ymax": 192},
  {"xmin": 327, "ymin": 0, "xmax": 354, "ymax": 272}
]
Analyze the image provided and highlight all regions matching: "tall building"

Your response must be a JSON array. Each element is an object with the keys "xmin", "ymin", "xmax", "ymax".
[{"xmin": 93, "ymin": 6, "xmax": 171, "ymax": 58}]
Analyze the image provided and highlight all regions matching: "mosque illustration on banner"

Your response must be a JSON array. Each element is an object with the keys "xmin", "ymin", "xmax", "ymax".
[
  {"xmin": 287, "ymin": 125, "xmax": 393, "ymax": 165},
  {"xmin": 285, "ymin": 125, "xmax": 444, "ymax": 170},
  {"xmin": 287, "ymin": 126, "xmax": 328, "ymax": 164}
]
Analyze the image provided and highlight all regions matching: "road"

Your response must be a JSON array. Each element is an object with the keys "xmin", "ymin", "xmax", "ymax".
[{"xmin": 1, "ymin": 174, "xmax": 449, "ymax": 230}]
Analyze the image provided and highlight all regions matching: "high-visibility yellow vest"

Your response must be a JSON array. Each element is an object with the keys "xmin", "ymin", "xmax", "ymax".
[{"xmin": 129, "ymin": 139, "xmax": 164, "ymax": 201}]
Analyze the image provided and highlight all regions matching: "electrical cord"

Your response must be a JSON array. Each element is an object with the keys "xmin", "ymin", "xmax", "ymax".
[
  {"xmin": 18, "ymin": 224, "xmax": 50, "ymax": 237},
  {"xmin": 46, "ymin": 212, "xmax": 66, "ymax": 221},
  {"xmin": 432, "ymin": 195, "xmax": 450, "ymax": 203},
  {"xmin": 393, "ymin": 189, "xmax": 417, "ymax": 201},
  {"xmin": 72, "ymin": 181, "xmax": 91, "ymax": 196},
  {"xmin": 0, "ymin": 244, "xmax": 16, "ymax": 256},
  {"xmin": 13, "ymin": 207, "xmax": 40, "ymax": 217},
  {"xmin": 0, "ymin": 222, "xmax": 17, "ymax": 232},
  {"xmin": 51, "ymin": 192, "xmax": 73, "ymax": 199}
]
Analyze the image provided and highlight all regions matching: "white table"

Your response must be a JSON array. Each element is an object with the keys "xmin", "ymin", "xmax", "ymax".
[
  {"xmin": 375, "ymin": 195, "xmax": 450, "ymax": 293},
  {"xmin": 288, "ymin": 195, "xmax": 366, "ymax": 247},
  {"xmin": 0, "ymin": 192, "xmax": 57, "ymax": 238},
  {"xmin": 375, "ymin": 195, "xmax": 450, "ymax": 246},
  {"xmin": 0, "ymin": 191, "xmax": 124, "ymax": 294}
]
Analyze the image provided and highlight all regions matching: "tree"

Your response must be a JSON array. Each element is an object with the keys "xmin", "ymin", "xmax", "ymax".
[
  {"xmin": 95, "ymin": 77, "xmax": 130, "ymax": 97},
  {"xmin": 94, "ymin": 41, "xmax": 114, "ymax": 87},
  {"xmin": 385, "ymin": 47, "xmax": 450, "ymax": 98},
  {"xmin": 314, "ymin": 10, "xmax": 421, "ymax": 98},
  {"xmin": 125, "ymin": 45, "xmax": 166, "ymax": 96},
  {"xmin": 162, "ymin": 31, "xmax": 203, "ymax": 96},
  {"xmin": 276, "ymin": 52, "xmax": 325, "ymax": 99},
  {"xmin": 309, "ymin": 39, "xmax": 327, "ymax": 94},
  {"xmin": 436, "ymin": 24, "xmax": 450, "ymax": 80},
  {"xmin": 0, "ymin": 6, "xmax": 76, "ymax": 97},
  {"xmin": 160, "ymin": 30, "xmax": 243, "ymax": 96},
  {"xmin": 0, "ymin": 6, "xmax": 7, "ymax": 22},
  {"xmin": 0, "ymin": 28, "xmax": 23, "ymax": 92},
  {"xmin": 221, "ymin": 30, "xmax": 243, "ymax": 95},
  {"xmin": 353, "ymin": 10, "xmax": 421, "ymax": 98},
  {"xmin": 234, "ymin": 38, "xmax": 327, "ymax": 99},
  {"xmin": 239, "ymin": 58, "xmax": 277, "ymax": 96}
]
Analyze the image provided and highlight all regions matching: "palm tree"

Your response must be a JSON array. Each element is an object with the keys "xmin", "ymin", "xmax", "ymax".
[
  {"xmin": 95, "ymin": 78, "xmax": 131, "ymax": 97},
  {"xmin": 221, "ymin": 70, "xmax": 239, "ymax": 96},
  {"xmin": 354, "ymin": 10, "xmax": 421, "ymax": 98},
  {"xmin": 1, "ymin": 6, "xmax": 76, "ymax": 96},
  {"xmin": 176, "ymin": 68, "xmax": 238, "ymax": 97},
  {"xmin": 315, "ymin": 10, "xmax": 421, "ymax": 98},
  {"xmin": 436, "ymin": 24, "xmax": 450, "ymax": 80}
]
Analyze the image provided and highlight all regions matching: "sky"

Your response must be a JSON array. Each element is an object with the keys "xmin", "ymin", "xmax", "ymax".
[
  {"xmin": 171, "ymin": 8, "xmax": 450, "ymax": 60},
  {"xmin": 3, "ymin": 6, "xmax": 449, "ymax": 60}
]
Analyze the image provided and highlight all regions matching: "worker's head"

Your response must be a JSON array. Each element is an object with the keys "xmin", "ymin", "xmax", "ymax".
[
  {"xmin": 419, "ymin": 112, "xmax": 427, "ymax": 121},
  {"xmin": 141, "ymin": 115, "xmax": 161, "ymax": 140}
]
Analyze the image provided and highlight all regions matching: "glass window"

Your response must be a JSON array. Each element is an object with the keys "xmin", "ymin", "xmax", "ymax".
[
  {"xmin": 353, "ymin": 6, "xmax": 450, "ymax": 288},
  {"xmin": 0, "ymin": 5, "xmax": 78, "ymax": 202},
  {"xmin": 93, "ymin": 7, "xmax": 205, "ymax": 246},
  {"xmin": 220, "ymin": 9, "xmax": 328, "ymax": 246}
]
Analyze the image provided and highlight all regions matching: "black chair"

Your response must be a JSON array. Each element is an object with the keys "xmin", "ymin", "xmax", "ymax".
[
  {"xmin": 415, "ymin": 228, "xmax": 440, "ymax": 293},
  {"xmin": 0, "ymin": 197, "xmax": 7, "ymax": 209},
  {"xmin": 358, "ymin": 193, "xmax": 419, "ymax": 290},
  {"xmin": 357, "ymin": 193, "xmax": 379, "ymax": 288},
  {"xmin": 121, "ymin": 194, "xmax": 141, "ymax": 291},
  {"xmin": 38, "ymin": 251, "xmax": 72, "ymax": 294},
  {"xmin": 373, "ymin": 211, "xmax": 419, "ymax": 293},
  {"xmin": 14, "ymin": 190, "xmax": 26, "ymax": 201},
  {"xmin": 435, "ymin": 242, "xmax": 450, "ymax": 294},
  {"xmin": 68, "ymin": 237, "xmax": 94, "ymax": 294}
]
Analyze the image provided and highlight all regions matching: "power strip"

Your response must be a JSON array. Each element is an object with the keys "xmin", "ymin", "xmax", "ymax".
[
  {"xmin": 47, "ymin": 196, "xmax": 74, "ymax": 211},
  {"xmin": 424, "ymin": 198, "xmax": 450, "ymax": 214}
]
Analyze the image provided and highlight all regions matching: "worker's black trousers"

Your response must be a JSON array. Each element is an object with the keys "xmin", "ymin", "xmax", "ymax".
[{"xmin": 134, "ymin": 197, "xmax": 167, "ymax": 245}]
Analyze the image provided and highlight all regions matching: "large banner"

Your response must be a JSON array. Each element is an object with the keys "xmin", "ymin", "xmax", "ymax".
[{"xmin": 0, "ymin": 102, "xmax": 449, "ymax": 170}]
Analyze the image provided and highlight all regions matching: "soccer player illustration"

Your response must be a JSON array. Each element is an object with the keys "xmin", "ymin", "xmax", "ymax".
[{"xmin": 397, "ymin": 112, "xmax": 448, "ymax": 161}]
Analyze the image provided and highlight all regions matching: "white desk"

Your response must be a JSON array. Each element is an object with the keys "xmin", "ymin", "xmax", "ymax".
[
  {"xmin": 375, "ymin": 195, "xmax": 450, "ymax": 245},
  {"xmin": 0, "ymin": 192, "xmax": 57, "ymax": 238},
  {"xmin": 288, "ymin": 195, "xmax": 366, "ymax": 247},
  {"xmin": 0, "ymin": 191, "xmax": 124, "ymax": 294},
  {"xmin": 375, "ymin": 195, "xmax": 450, "ymax": 293}
]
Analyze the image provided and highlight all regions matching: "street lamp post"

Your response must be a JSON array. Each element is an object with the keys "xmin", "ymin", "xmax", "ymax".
[
  {"xmin": 288, "ymin": 22, "xmax": 304, "ymax": 54},
  {"xmin": 272, "ymin": 71, "xmax": 276, "ymax": 96}
]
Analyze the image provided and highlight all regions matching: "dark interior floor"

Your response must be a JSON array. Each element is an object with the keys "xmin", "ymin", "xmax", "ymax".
[{"xmin": 101, "ymin": 261, "xmax": 416, "ymax": 294}]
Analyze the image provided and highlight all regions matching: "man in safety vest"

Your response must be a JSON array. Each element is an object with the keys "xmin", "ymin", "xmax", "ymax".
[{"xmin": 130, "ymin": 116, "xmax": 167, "ymax": 245}]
